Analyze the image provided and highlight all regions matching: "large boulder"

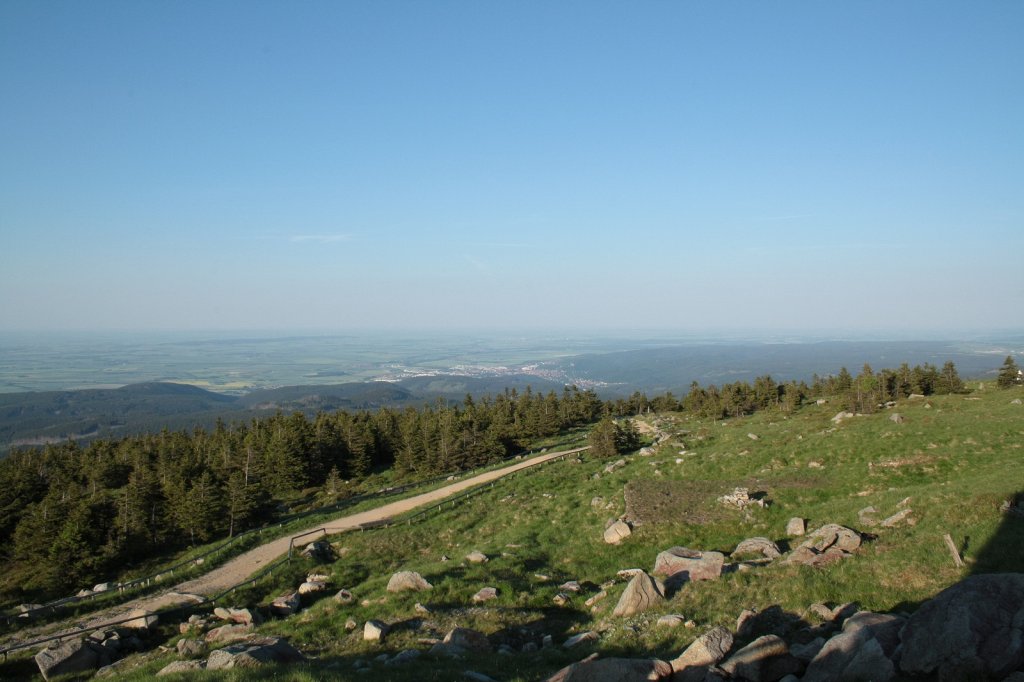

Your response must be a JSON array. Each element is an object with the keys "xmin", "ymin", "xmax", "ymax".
[
  {"xmin": 205, "ymin": 636, "xmax": 304, "ymax": 670},
  {"xmin": 670, "ymin": 626, "xmax": 733, "ymax": 682},
  {"xmin": 386, "ymin": 571, "xmax": 433, "ymax": 592},
  {"xmin": 652, "ymin": 547, "xmax": 725, "ymax": 582},
  {"xmin": 900, "ymin": 573, "xmax": 1024, "ymax": 680},
  {"xmin": 544, "ymin": 657, "xmax": 673, "ymax": 682},
  {"xmin": 802, "ymin": 611, "xmax": 905, "ymax": 682},
  {"xmin": 613, "ymin": 571, "xmax": 665, "ymax": 617},
  {"xmin": 719, "ymin": 635, "xmax": 801, "ymax": 682},
  {"xmin": 35, "ymin": 638, "xmax": 105, "ymax": 681}
]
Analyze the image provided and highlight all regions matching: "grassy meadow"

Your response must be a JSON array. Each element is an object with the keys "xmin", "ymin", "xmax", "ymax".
[{"xmin": 4, "ymin": 383, "xmax": 1022, "ymax": 680}]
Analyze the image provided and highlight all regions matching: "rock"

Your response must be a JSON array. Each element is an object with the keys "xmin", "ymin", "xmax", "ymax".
[
  {"xmin": 560, "ymin": 580, "xmax": 583, "ymax": 592},
  {"xmin": 802, "ymin": 611, "xmax": 905, "ymax": 682},
  {"xmin": 718, "ymin": 487, "xmax": 768, "ymax": 509},
  {"xmin": 345, "ymin": 618, "xmax": 358, "ymax": 631},
  {"xmin": 857, "ymin": 506, "xmax": 878, "ymax": 526},
  {"xmin": 604, "ymin": 519, "xmax": 633, "ymax": 544},
  {"xmin": 786, "ymin": 524, "xmax": 862, "ymax": 565},
  {"xmin": 603, "ymin": 458, "xmax": 627, "ymax": 474},
  {"xmin": 334, "ymin": 589, "xmax": 354, "ymax": 604},
  {"xmin": 553, "ymin": 593, "xmax": 571, "ymax": 606},
  {"xmin": 1012, "ymin": 398, "xmax": 1023, "ymax": 405},
  {"xmin": 205, "ymin": 636, "xmax": 304, "ymax": 670},
  {"xmin": 652, "ymin": 547, "xmax": 725, "ymax": 582},
  {"xmin": 386, "ymin": 571, "xmax": 433, "ymax": 592},
  {"xmin": 444, "ymin": 627, "xmax": 491, "ymax": 652},
  {"xmin": 177, "ymin": 638, "xmax": 207, "ymax": 658},
  {"xmin": 562, "ymin": 631, "xmax": 599, "ymax": 648},
  {"xmin": 93, "ymin": 582, "xmax": 111, "ymax": 593},
  {"xmin": 35, "ymin": 638, "xmax": 104, "ymax": 681},
  {"xmin": 880, "ymin": 508, "xmax": 913, "ymax": 527},
  {"xmin": 363, "ymin": 620, "xmax": 389, "ymax": 642},
  {"xmin": 205, "ymin": 623, "xmax": 254, "ymax": 644},
  {"xmin": 544, "ymin": 657, "xmax": 673, "ymax": 681},
  {"xmin": 298, "ymin": 580, "xmax": 328, "ymax": 595},
  {"xmin": 733, "ymin": 537, "xmax": 782, "ymax": 559},
  {"xmin": 790, "ymin": 637, "xmax": 825, "ymax": 663},
  {"xmin": 831, "ymin": 411, "xmax": 855, "ymax": 423},
  {"xmin": 900, "ymin": 573, "xmax": 1024, "ymax": 680},
  {"xmin": 808, "ymin": 602, "xmax": 858, "ymax": 623},
  {"xmin": 617, "ymin": 568, "xmax": 645, "ymax": 579},
  {"xmin": 157, "ymin": 660, "xmax": 207, "ymax": 676},
  {"xmin": 213, "ymin": 607, "xmax": 261, "ymax": 626},
  {"xmin": 585, "ymin": 591, "xmax": 608, "ymax": 607},
  {"xmin": 613, "ymin": 571, "xmax": 665, "ymax": 617},
  {"xmin": 736, "ymin": 605, "xmax": 803, "ymax": 640},
  {"xmin": 747, "ymin": 433, "xmax": 759, "ymax": 440},
  {"xmin": 465, "ymin": 550, "xmax": 489, "ymax": 564},
  {"xmin": 472, "ymin": 587, "xmax": 498, "ymax": 604},
  {"xmin": 414, "ymin": 602, "xmax": 432, "ymax": 614},
  {"xmin": 657, "ymin": 614, "xmax": 687, "ymax": 627},
  {"xmin": 889, "ymin": 413, "xmax": 905, "ymax": 423},
  {"xmin": 300, "ymin": 540, "xmax": 333, "ymax": 561},
  {"xmin": 464, "ymin": 672, "xmax": 498, "ymax": 682},
  {"xmin": 123, "ymin": 609, "xmax": 158, "ymax": 630},
  {"xmin": 786, "ymin": 517, "xmax": 806, "ymax": 536},
  {"xmin": 670, "ymin": 626, "xmax": 733, "ymax": 681},
  {"xmin": 719, "ymin": 634, "xmax": 801, "ymax": 682},
  {"xmin": 270, "ymin": 592, "xmax": 301, "ymax": 616},
  {"xmin": 387, "ymin": 649, "xmax": 421, "ymax": 665}
]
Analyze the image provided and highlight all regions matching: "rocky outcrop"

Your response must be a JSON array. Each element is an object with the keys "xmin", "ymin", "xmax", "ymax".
[
  {"xmin": 900, "ymin": 573, "xmax": 1024, "ymax": 680},
  {"xmin": 386, "ymin": 571, "xmax": 433, "ymax": 592},
  {"xmin": 613, "ymin": 571, "xmax": 665, "ymax": 617}
]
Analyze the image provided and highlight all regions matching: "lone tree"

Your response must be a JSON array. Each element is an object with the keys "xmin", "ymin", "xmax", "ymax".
[
  {"xmin": 588, "ymin": 418, "xmax": 641, "ymax": 458},
  {"xmin": 997, "ymin": 356, "xmax": 1022, "ymax": 389}
]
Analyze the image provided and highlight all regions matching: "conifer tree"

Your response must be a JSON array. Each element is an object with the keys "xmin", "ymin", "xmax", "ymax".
[{"xmin": 997, "ymin": 356, "xmax": 1022, "ymax": 388}]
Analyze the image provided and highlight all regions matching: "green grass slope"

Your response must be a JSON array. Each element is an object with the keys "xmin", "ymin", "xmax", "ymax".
[{"xmin": 5, "ymin": 384, "xmax": 1023, "ymax": 681}]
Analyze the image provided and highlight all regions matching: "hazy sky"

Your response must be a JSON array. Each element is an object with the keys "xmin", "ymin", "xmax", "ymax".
[{"xmin": 1, "ymin": 2, "xmax": 1022, "ymax": 333}]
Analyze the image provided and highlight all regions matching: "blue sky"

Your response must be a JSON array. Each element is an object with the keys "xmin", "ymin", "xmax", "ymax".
[{"xmin": 1, "ymin": 1, "xmax": 1022, "ymax": 333}]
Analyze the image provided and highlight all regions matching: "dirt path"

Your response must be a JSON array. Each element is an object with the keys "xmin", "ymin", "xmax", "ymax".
[{"xmin": 4, "ymin": 446, "xmax": 587, "ymax": 647}]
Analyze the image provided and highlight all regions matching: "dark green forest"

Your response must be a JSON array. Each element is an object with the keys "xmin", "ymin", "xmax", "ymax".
[{"xmin": 0, "ymin": 359, "xmax": 977, "ymax": 604}]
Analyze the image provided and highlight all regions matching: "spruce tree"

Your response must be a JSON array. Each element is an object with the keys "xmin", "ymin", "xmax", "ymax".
[{"xmin": 997, "ymin": 356, "xmax": 1021, "ymax": 388}]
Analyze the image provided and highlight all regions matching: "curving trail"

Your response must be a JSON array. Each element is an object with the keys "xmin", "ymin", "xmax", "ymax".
[{"xmin": 4, "ymin": 446, "xmax": 587, "ymax": 646}]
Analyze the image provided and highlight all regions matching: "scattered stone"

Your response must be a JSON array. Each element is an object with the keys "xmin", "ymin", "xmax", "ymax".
[
  {"xmin": 345, "ymin": 618, "xmax": 358, "ymax": 631},
  {"xmin": 585, "ymin": 591, "xmax": 607, "ymax": 607},
  {"xmin": 889, "ymin": 413, "xmax": 905, "ymax": 423},
  {"xmin": 270, "ymin": 591, "xmax": 301, "ymax": 616},
  {"xmin": 720, "ymin": 634, "xmax": 800, "ymax": 682},
  {"xmin": 177, "ymin": 638, "xmax": 207, "ymax": 658},
  {"xmin": 298, "ymin": 580, "xmax": 328, "ymax": 595},
  {"xmin": 736, "ymin": 605, "xmax": 802, "ymax": 640},
  {"xmin": 559, "ymin": 580, "xmax": 582, "ymax": 592},
  {"xmin": 205, "ymin": 636, "xmax": 304, "ymax": 670},
  {"xmin": 562, "ymin": 631, "xmax": 599, "ymax": 648},
  {"xmin": 786, "ymin": 524, "xmax": 863, "ymax": 565},
  {"xmin": 465, "ymin": 550, "xmax": 489, "ymax": 564},
  {"xmin": 786, "ymin": 517, "xmax": 806, "ymax": 536},
  {"xmin": 386, "ymin": 649, "xmax": 421, "ymax": 665},
  {"xmin": 831, "ymin": 411, "xmax": 855, "ymax": 423},
  {"xmin": 363, "ymin": 620, "xmax": 389, "ymax": 642},
  {"xmin": 900, "ymin": 573, "xmax": 1024, "ymax": 680},
  {"xmin": 603, "ymin": 519, "xmax": 633, "ymax": 544},
  {"xmin": 789, "ymin": 637, "xmax": 825, "ymax": 663},
  {"xmin": 444, "ymin": 627, "xmax": 491, "ymax": 652},
  {"xmin": 1012, "ymin": 398, "xmax": 1023, "ymax": 405},
  {"xmin": 300, "ymin": 540, "xmax": 333, "ymax": 561},
  {"xmin": 653, "ymin": 547, "xmax": 725, "ymax": 582},
  {"xmin": 544, "ymin": 657, "xmax": 673, "ymax": 682},
  {"xmin": 157, "ymin": 660, "xmax": 206, "ymax": 676},
  {"xmin": 441, "ymin": 555, "xmax": 450, "ymax": 562},
  {"xmin": 414, "ymin": 602, "xmax": 432, "ymax": 614},
  {"xmin": 747, "ymin": 433, "xmax": 759, "ymax": 440},
  {"xmin": 534, "ymin": 573, "xmax": 551, "ymax": 582},
  {"xmin": 522, "ymin": 642, "xmax": 538, "ymax": 653},
  {"xmin": 670, "ymin": 626, "xmax": 733, "ymax": 681},
  {"xmin": 552, "ymin": 593, "xmax": 571, "ymax": 606},
  {"xmin": 386, "ymin": 571, "xmax": 433, "ymax": 592},
  {"xmin": 35, "ymin": 638, "xmax": 105, "ymax": 681},
  {"xmin": 205, "ymin": 623, "xmax": 254, "ymax": 644},
  {"xmin": 880, "ymin": 508, "xmax": 913, "ymax": 527},
  {"xmin": 617, "ymin": 568, "xmax": 645, "ymax": 579},
  {"xmin": 123, "ymin": 609, "xmax": 158, "ymax": 631},
  {"xmin": 472, "ymin": 587, "xmax": 498, "ymax": 604},
  {"xmin": 213, "ymin": 607, "xmax": 261, "ymax": 626},
  {"xmin": 718, "ymin": 487, "xmax": 768, "ymax": 509},
  {"xmin": 334, "ymin": 589, "xmax": 354, "ymax": 604},
  {"xmin": 542, "ymin": 635, "xmax": 554, "ymax": 648},
  {"xmin": 657, "ymin": 614, "xmax": 687, "ymax": 627},
  {"xmin": 613, "ymin": 571, "xmax": 665, "ymax": 617},
  {"xmin": 857, "ymin": 506, "xmax": 878, "ymax": 526},
  {"xmin": 603, "ymin": 458, "xmax": 627, "ymax": 474},
  {"xmin": 732, "ymin": 537, "xmax": 782, "ymax": 560}
]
